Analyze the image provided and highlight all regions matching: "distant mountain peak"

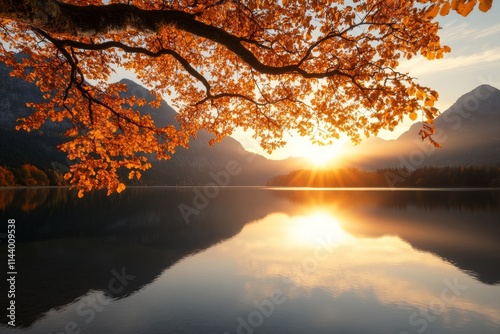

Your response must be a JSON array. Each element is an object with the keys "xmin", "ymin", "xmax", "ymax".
[
  {"xmin": 341, "ymin": 84, "xmax": 500, "ymax": 168},
  {"xmin": 453, "ymin": 84, "xmax": 500, "ymax": 102},
  {"xmin": 471, "ymin": 84, "xmax": 500, "ymax": 95},
  {"xmin": 446, "ymin": 84, "xmax": 500, "ymax": 116}
]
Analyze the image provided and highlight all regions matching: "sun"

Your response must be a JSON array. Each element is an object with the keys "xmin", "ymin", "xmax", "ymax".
[
  {"xmin": 303, "ymin": 144, "xmax": 342, "ymax": 167},
  {"xmin": 307, "ymin": 152, "xmax": 331, "ymax": 166}
]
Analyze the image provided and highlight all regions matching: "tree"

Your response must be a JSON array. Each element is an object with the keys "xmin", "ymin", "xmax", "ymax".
[
  {"xmin": 0, "ymin": 165, "xmax": 15, "ymax": 186},
  {"xmin": 14, "ymin": 164, "xmax": 50, "ymax": 186},
  {"xmin": 0, "ymin": 0, "xmax": 492, "ymax": 196}
]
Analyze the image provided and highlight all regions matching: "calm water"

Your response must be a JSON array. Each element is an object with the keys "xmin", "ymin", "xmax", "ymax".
[{"xmin": 1, "ymin": 187, "xmax": 500, "ymax": 334}]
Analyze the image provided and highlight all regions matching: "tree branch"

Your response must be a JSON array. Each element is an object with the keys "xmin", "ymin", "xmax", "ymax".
[{"xmin": 0, "ymin": 0, "xmax": 348, "ymax": 79}]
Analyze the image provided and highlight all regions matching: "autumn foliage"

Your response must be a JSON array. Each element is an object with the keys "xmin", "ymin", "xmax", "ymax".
[
  {"xmin": 0, "ymin": 0, "xmax": 493, "ymax": 195},
  {"xmin": 0, "ymin": 166, "xmax": 15, "ymax": 186}
]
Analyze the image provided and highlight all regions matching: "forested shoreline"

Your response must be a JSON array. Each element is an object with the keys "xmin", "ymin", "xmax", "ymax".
[
  {"xmin": 267, "ymin": 166, "xmax": 500, "ymax": 188},
  {"xmin": 0, "ymin": 164, "xmax": 67, "ymax": 187},
  {"xmin": 3, "ymin": 164, "xmax": 500, "ymax": 188}
]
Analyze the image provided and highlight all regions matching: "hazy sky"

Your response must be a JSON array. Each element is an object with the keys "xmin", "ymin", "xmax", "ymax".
[{"xmin": 234, "ymin": 5, "xmax": 500, "ymax": 162}]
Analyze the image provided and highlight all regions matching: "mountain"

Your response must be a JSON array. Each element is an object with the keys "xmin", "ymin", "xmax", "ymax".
[
  {"xmin": 0, "ymin": 63, "xmax": 305, "ymax": 185},
  {"xmin": 5, "ymin": 58, "xmax": 497, "ymax": 183},
  {"xmin": 341, "ymin": 84, "xmax": 500, "ymax": 169},
  {"xmin": 117, "ymin": 79, "xmax": 306, "ymax": 185},
  {"xmin": 0, "ymin": 61, "xmax": 69, "ymax": 168}
]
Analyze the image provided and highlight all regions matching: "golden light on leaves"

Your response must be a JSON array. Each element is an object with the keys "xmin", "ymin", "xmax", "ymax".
[
  {"xmin": 0, "ymin": 0, "xmax": 491, "ymax": 194},
  {"xmin": 479, "ymin": 0, "xmax": 493, "ymax": 11},
  {"xmin": 423, "ymin": 0, "xmax": 492, "ymax": 17},
  {"xmin": 116, "ymin": 183, "xmax": 126, "ymax": 193},
  {"xmin": 440, "ymin": 2, "xmax": 452, "ymax": 15},
  {"xmin": 426, "ymin": 5, "xmax": 441, "ymax": 18},
  {"xmin": 128, "ymin": 171, "xmax": 141, "ymax": 180}
]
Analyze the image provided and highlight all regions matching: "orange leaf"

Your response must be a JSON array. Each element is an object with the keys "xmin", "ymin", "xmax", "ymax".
[
  {"xmin": 479, "ymin": 0, "xmax": 492, "ymax": 12},
  {"xmin": 116, "ymin": 183, "xmax": 126, "ymax": 193},
  {"xmin": 440, "ymin": 2, "xmax": 451, "ymax": 15},
  {"xmin": 426, "ymin": 5, "xmax": 440, "ymax": 18}
]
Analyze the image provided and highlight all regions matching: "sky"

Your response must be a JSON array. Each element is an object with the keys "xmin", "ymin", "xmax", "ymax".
[
  {"xmin": 104, "ymin": 4, "xmax": 500, "ymax": 164},
  {"xmin": 233, "ymin": 4, "xmax": 500, "ymax": 163}
]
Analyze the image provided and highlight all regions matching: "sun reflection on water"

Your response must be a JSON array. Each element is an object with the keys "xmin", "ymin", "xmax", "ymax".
[
  {"xmin": 207, "ymin": 207, "xmax": 500, "ymax": 330},
  {"xmin": 288, "ymin": 211, "xmax": 353, "ymax": 247}
]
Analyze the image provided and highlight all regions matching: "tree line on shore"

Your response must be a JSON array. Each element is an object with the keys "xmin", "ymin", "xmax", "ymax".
[
  {"xmin": 266, "ymin": 166, "xmax": 500, "ymax": 188},
  {"xmin": 0, "ymin": 164, "xmax": 66, "ymax": 187},
  {"xmin": 3, "ymin": 164, "xmax": 500, "ymax": 188}
]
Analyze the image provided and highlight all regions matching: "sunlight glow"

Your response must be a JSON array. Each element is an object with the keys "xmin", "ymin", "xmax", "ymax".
[
  {"xmin": 301, "ymin": 143, "xmax": 343, "ymax": 167},
  {"xmin": 289, "ymin": 212, "xmax": 352, "ymax": 247},
  {"xmin": 306, "ymin": 151, "xmax": 331, "ymax": 166}
]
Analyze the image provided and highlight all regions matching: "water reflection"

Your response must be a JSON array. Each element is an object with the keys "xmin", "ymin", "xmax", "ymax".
[
  {"xmin": 219, "ymin": 211, "xmax": 500, "ymax": 333},
  {"xmin": 0, "ymin": 187, "xmax": 499, "ymax": 333},
  {"xmin": 272, "ymin": 189, "xmax": 500, "ymax": 285}
]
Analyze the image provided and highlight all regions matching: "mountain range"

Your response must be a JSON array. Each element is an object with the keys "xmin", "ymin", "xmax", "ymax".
[
  {"xmin": 340, "ymin": 84, "xmax": 500, "ymax": 169},
  {"xmin": 1, "ymin": 58, "xmax": 500, "ymax": 185},
  {"xmin": 0, "ymin": 63, "xmax": 306, "ymax": 186}
]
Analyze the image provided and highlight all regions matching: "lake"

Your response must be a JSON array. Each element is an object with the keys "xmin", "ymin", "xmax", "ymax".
[{"xmin": 1, "ymin": 187, "xmax": 500, "ymax": 334}]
